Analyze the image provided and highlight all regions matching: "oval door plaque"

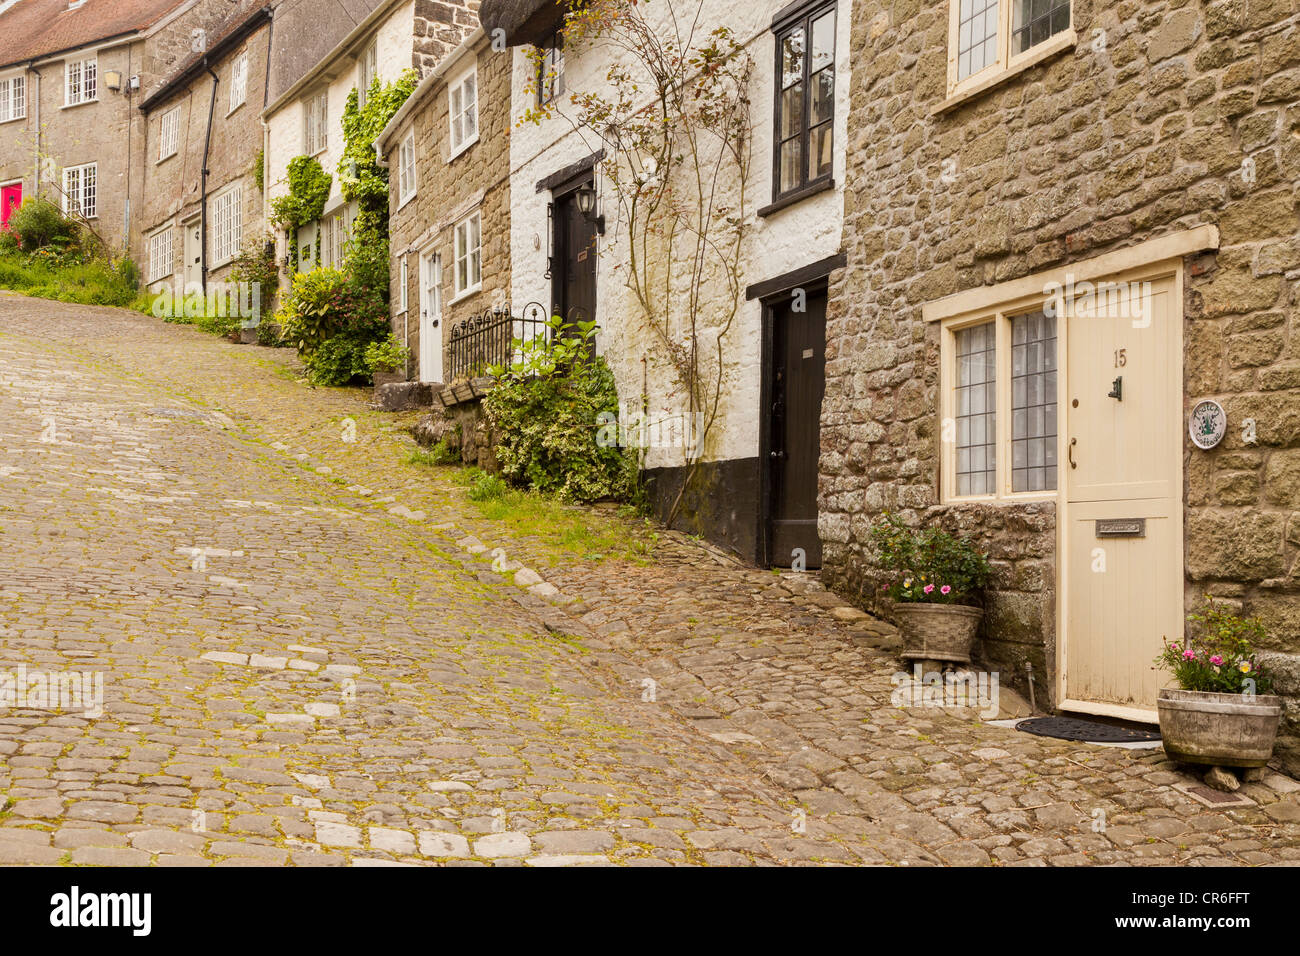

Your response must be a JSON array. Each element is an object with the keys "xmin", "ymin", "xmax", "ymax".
[{"xmin": 1189, "ymin": 399, "xmax": 1227, "ymax": 450}]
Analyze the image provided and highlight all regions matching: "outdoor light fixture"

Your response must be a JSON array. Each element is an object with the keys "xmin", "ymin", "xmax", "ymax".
[{"xmin": 574, "ymin": 183, "xmax": 605, "ymax": 235}]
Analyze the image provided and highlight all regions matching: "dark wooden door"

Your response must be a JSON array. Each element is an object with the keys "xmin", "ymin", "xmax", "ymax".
[
  {"xmin": 552, "ymin": 186, "xmax": 598, "ymax": 333},
  {"xmin": 768, "ymin": 289, "xmax": 827, "ymax": 569}
]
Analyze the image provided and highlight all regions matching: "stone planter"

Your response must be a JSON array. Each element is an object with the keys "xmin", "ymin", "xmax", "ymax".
[
  {"xmin": 895, "ymin": 603, "xmax": 983, "ymax": 664},
  {"xmin": 238, "ymin": 326, "xmax": 259, "ymax": 345},
  {"xmin": 1157, "ymin": 688, "xmax": 1283, "ymax": 768},
  {"xmin": 373, "ymin": 369, "xmax": 406, "ymax": 388}
]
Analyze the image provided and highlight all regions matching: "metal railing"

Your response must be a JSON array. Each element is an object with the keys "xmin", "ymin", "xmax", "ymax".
[{"xmin": 446, "ymin": 301, "xmax": 550, "ymax": 382}]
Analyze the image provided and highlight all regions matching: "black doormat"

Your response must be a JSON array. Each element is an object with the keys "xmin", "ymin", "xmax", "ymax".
[{"xmin": 1016, "ymin": 716, "xmax": 1161, "ymax": 743}]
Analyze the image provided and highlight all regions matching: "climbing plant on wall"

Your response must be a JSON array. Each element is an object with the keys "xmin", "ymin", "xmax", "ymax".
[
  {"xmin": 269, "ymin": 155, "xmax": 332, "ymax": 273},
  {"xmin": 339, "ymin": 70, "xmax": 418, "ymax": 296}
]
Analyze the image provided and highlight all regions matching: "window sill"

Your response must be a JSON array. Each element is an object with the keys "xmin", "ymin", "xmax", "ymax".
[
  {"xmin": 0, "ymin": 115, "xmax": 25, "ymax": 125},
  {"xmin": 157, "ymin": 152, "xmax": 177, "ymax": 166},
  {"xmin": 944, "ymin": 491, "xmax": 1058, "ymax": 506},
  {"xmin": 397, "ymin": 191, "xmax": 417, "ymax": 212},
  {"xmin": 448, "ymin": 285, "xmax": 481, "ymax": 306},
  {"xmin": 932, "ymin": 30, "xmax": 1076, "ymax": 117},
  {"xmin": 61, "ymin": 99, "xmax": 99, "ymax": 110},
  {"xmin": 227, "ymin": 101, "xmax": 246, "ymax": 118},
  {"xmin": 447, "ymin": 135, "xmax": 478, "ymax": 164},
  {"xmin": 757, "ymin": 177, "xmax": 835, "ymax": 218}
]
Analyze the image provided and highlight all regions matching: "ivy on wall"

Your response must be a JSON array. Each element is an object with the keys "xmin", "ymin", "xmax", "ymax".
[{"xmin": 269, "ymin": 155, "xmax": 332, "ymax": 273}]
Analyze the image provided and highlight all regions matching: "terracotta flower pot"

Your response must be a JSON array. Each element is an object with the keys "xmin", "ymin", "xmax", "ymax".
[
  {"xmin": 1157, "ymin": 688, "xmax": 1283, "ymax": 768},
  {"xmin": 895, "ymin": 603, "xmax": 983, "ymax": 664}
]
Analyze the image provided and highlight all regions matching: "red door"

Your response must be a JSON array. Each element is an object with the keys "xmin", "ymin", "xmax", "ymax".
[{"xmin": 1, "ymin": 183, "xmax": 22, "ymax": 229}]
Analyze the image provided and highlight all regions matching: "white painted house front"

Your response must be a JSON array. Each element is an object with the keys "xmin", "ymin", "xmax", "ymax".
[{"xmin": 485, "ymin": 0, "xmax": 852, "ymax": 563}]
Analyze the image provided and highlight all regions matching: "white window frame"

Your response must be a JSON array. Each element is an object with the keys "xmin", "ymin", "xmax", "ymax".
[
  {"xmin": 229, "ymin": 51, "xmax": 248, "ymax": 113},
  {"xmin": 447, "ymin": 64, "xmax": 478, "ymax": 159},
  {"xmin": 0, "ymin": 73, "xmax": 26, "ymax": 123},
  {"xmin": 65, "ymin": 58, "xmax": 98, "ymax": 107},
  {"xmin": 303, "ymin": 90, "xmax": 329, "ymax": 155},
  {"xmin": 158, "ymin": 106, "xmax": 181, "ymax": 161},
  {"xmin": 452, "ymin": 210, "xmax": 482, "ymax": 298},
  {"xmin": 62, "ymin": 163, "xmax": 96, "ymax": 219},
  {"xmin": 212, "ymin": 184, "xmax": 244, "ymax": 266},
  {"xmin": 944, "ymin": 0, "xmax": 1075, "ymax": 101},
  {"xmin": 397, "ymin": 132, "xmax": 417, "ymax": 207},
  {"xmin": 939, "ymin": 296, "xmax": 1061, "ymax": 504},
  {"xmin": 357, "ymin": 41, "xmax": 378, "ymax": 108},
  {"xmin": 148, "ymin": 226, "xmax": 176, "ymax": 283}
]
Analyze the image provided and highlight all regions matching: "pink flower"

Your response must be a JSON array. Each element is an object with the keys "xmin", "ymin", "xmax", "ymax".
[
  {"xmin": 1183, "ymin": 649, "xmax": 1195, "ymax": 660},
  {"xmin": 1210, "ymin": 655, "xmax": 1223, "ymax": 666},
  {"xmin": 923, "ymin": 584, "xmax": 935, "ymax": 594},
  {"xmin": 940, "ymin": 586, "xmax": 952, "ymax": 596}
]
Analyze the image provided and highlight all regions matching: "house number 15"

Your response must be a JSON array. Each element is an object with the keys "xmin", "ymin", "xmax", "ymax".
[{"xmin": 1114, "ymin": 349, "xmax": 1127, "ymax": 367}]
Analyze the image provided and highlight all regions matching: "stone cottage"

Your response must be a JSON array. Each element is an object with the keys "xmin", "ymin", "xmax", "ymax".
[
  {"xmin": 480, "ymin": 0, "xmax": 854, "ymax": 564},
  {"xmin": 137, "ymin": 5, "xmax": 275, "ymax": 297},
  {"xmin": 0, "ymin": 0, "xmax": 264, "ymax": 252},
  {"xmin": 375, "ymin": 25, "xmax": 511, "ymax": 392},
  {"xmin": 821, "ymin": 0, "xmax": 1300, "ymax": 724},
  {"xmin": 261, "ymin": 0, "xmax": 479, "ymax": 293}
]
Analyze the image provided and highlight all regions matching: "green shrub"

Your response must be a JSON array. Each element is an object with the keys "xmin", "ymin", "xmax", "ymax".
[
  {"xmin": 269, "ymin": 156, "xmax": 332, "ymax": 231},
  {"xmin": 869, "ymin": 512, "xmax": 992, "ymax": 606},
  {"xmin": 364, "ymin": 334, "xmax": 409, "ymax": 373},
  {"xmin": 303, "ymin": 333, "xmax": 373, "ymax": 386},
  {"xmin": 483, "ymin": 316, "xmax": 638, "ymax": 503},
  {"xmin": 7, "ymin": 197, "xmax": 79, "ymax": 252},
  {"xmin": 275, "ymin": 267, "xmax": 387, "ymax": 355}
]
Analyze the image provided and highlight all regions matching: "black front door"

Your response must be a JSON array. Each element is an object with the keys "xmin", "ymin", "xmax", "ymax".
[
  {"xmin": 552, "ymin": 182, "xmax": 598, "ymax": 333},
  {"xmin": 767, "ymin": 288, "xmax": 827, "ymax": 569}
]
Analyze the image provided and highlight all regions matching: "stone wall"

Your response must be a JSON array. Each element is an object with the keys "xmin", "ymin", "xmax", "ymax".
[
  {"xmin": 824, "ymin": 0, "xmax": 1300, "ymax": 713},
  {"xmin": 413, "ymin": 0, "xmax": 482, "ymax": 74},
  {"xmin": 388, "ymin": 37, "xmax": 512, "ymax": 382}
]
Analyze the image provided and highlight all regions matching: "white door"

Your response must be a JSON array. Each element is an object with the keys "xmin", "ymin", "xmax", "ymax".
[
  {"xmin": 183, "ymin": 219, "xmax": 202, "ymax": 291},
  {"xmin": 1061, "ymin": 274, "xmax": 1182, "ymax": 720},
  {"xmin": 419, "ymin": 251, "xmax": 443, "ymax": 384}
]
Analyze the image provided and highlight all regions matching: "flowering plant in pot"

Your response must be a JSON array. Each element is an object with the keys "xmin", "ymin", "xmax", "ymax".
[
  {"xmin": 870, "ymin": 513, "xmax": 991, "ymax": 664},
  {"xmin": 1155, "ymin": 598, "xmax": 1281, "ymax": 771}
]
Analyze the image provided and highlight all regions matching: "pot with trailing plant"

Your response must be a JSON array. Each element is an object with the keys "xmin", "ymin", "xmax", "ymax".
[
  {"xmin": 365, "ymin": 335, "xmax": 410, "ymax": 388},
  {"xmin": 1155, "ymin": 598, "xmax": 1282, "ymax": 770},
  {"xmin": 870, "ymin": 513, "xmax": 992, "ymax": 664}
]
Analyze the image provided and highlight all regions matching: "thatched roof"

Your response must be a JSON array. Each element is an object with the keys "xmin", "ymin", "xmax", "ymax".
[{"xmin": 477, "ymin": 0, "xmax": 564, "ymax": 47}]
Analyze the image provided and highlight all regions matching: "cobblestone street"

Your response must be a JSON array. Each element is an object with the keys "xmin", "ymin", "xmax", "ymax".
[{"xmin": 2, "ymin": 294, "xmax": 1299, "ymax": 867}]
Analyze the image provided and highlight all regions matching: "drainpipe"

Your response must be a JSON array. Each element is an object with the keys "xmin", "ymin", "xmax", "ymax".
[
  {"xmin": 28, "ymin": 62, "xmax": 41, "ymax": 194},
  {"xmin": 200, "ymin": 61, "xmax": 218, "ymax": 294}
]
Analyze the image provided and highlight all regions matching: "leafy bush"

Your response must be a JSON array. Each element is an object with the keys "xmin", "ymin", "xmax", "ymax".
[
  {"xmin": 484, "ymin": 316, "xmax": 638, "ymax": 503},
  {"xmin": 409, "ymin": 440, "xmax": 460, "ymax": 467},
  {"xmin": 1157, "ymin": 598, "xmax": 1275, "ymax": 695},
  {"xmin": 275, "ymin": 267, "xmax": 387, "ymax": 355},
  {"xmin": 364, "ymin": 334, "xmax": 409, "ymax": 373},
  {"xmin": 870, "ymin": 512, "xmax": 992, "ymax": 605},
  {"xmin": 304, "ymin": 333, "xmax": 373, "ymax": 386},
  {"xmin": 6, "ymin": 197, "xmax": 80, "ymax": 252}
]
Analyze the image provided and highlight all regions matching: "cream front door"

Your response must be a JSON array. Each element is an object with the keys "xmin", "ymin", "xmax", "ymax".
[
  {"xmin": 1062, "ymin": 273, "xmax": 1183, "ymax": 719},
  {"xmin": 419, "ymin": 251, "xmax": 443, "ymax": 384},
  {"xmin": 183, "ymin": 219, "xmax": 202, "ymax": 291}
]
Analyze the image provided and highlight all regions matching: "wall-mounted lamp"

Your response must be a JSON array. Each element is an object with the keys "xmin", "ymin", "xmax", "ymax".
[{"xmin": 575, "ymin": 183, "xmax": 605, "ymax": 235}]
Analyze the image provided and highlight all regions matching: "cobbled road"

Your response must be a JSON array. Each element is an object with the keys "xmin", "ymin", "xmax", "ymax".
[{"xmin": 1, "ymin": 293, "xmax": 1298, "ymax": 867}]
